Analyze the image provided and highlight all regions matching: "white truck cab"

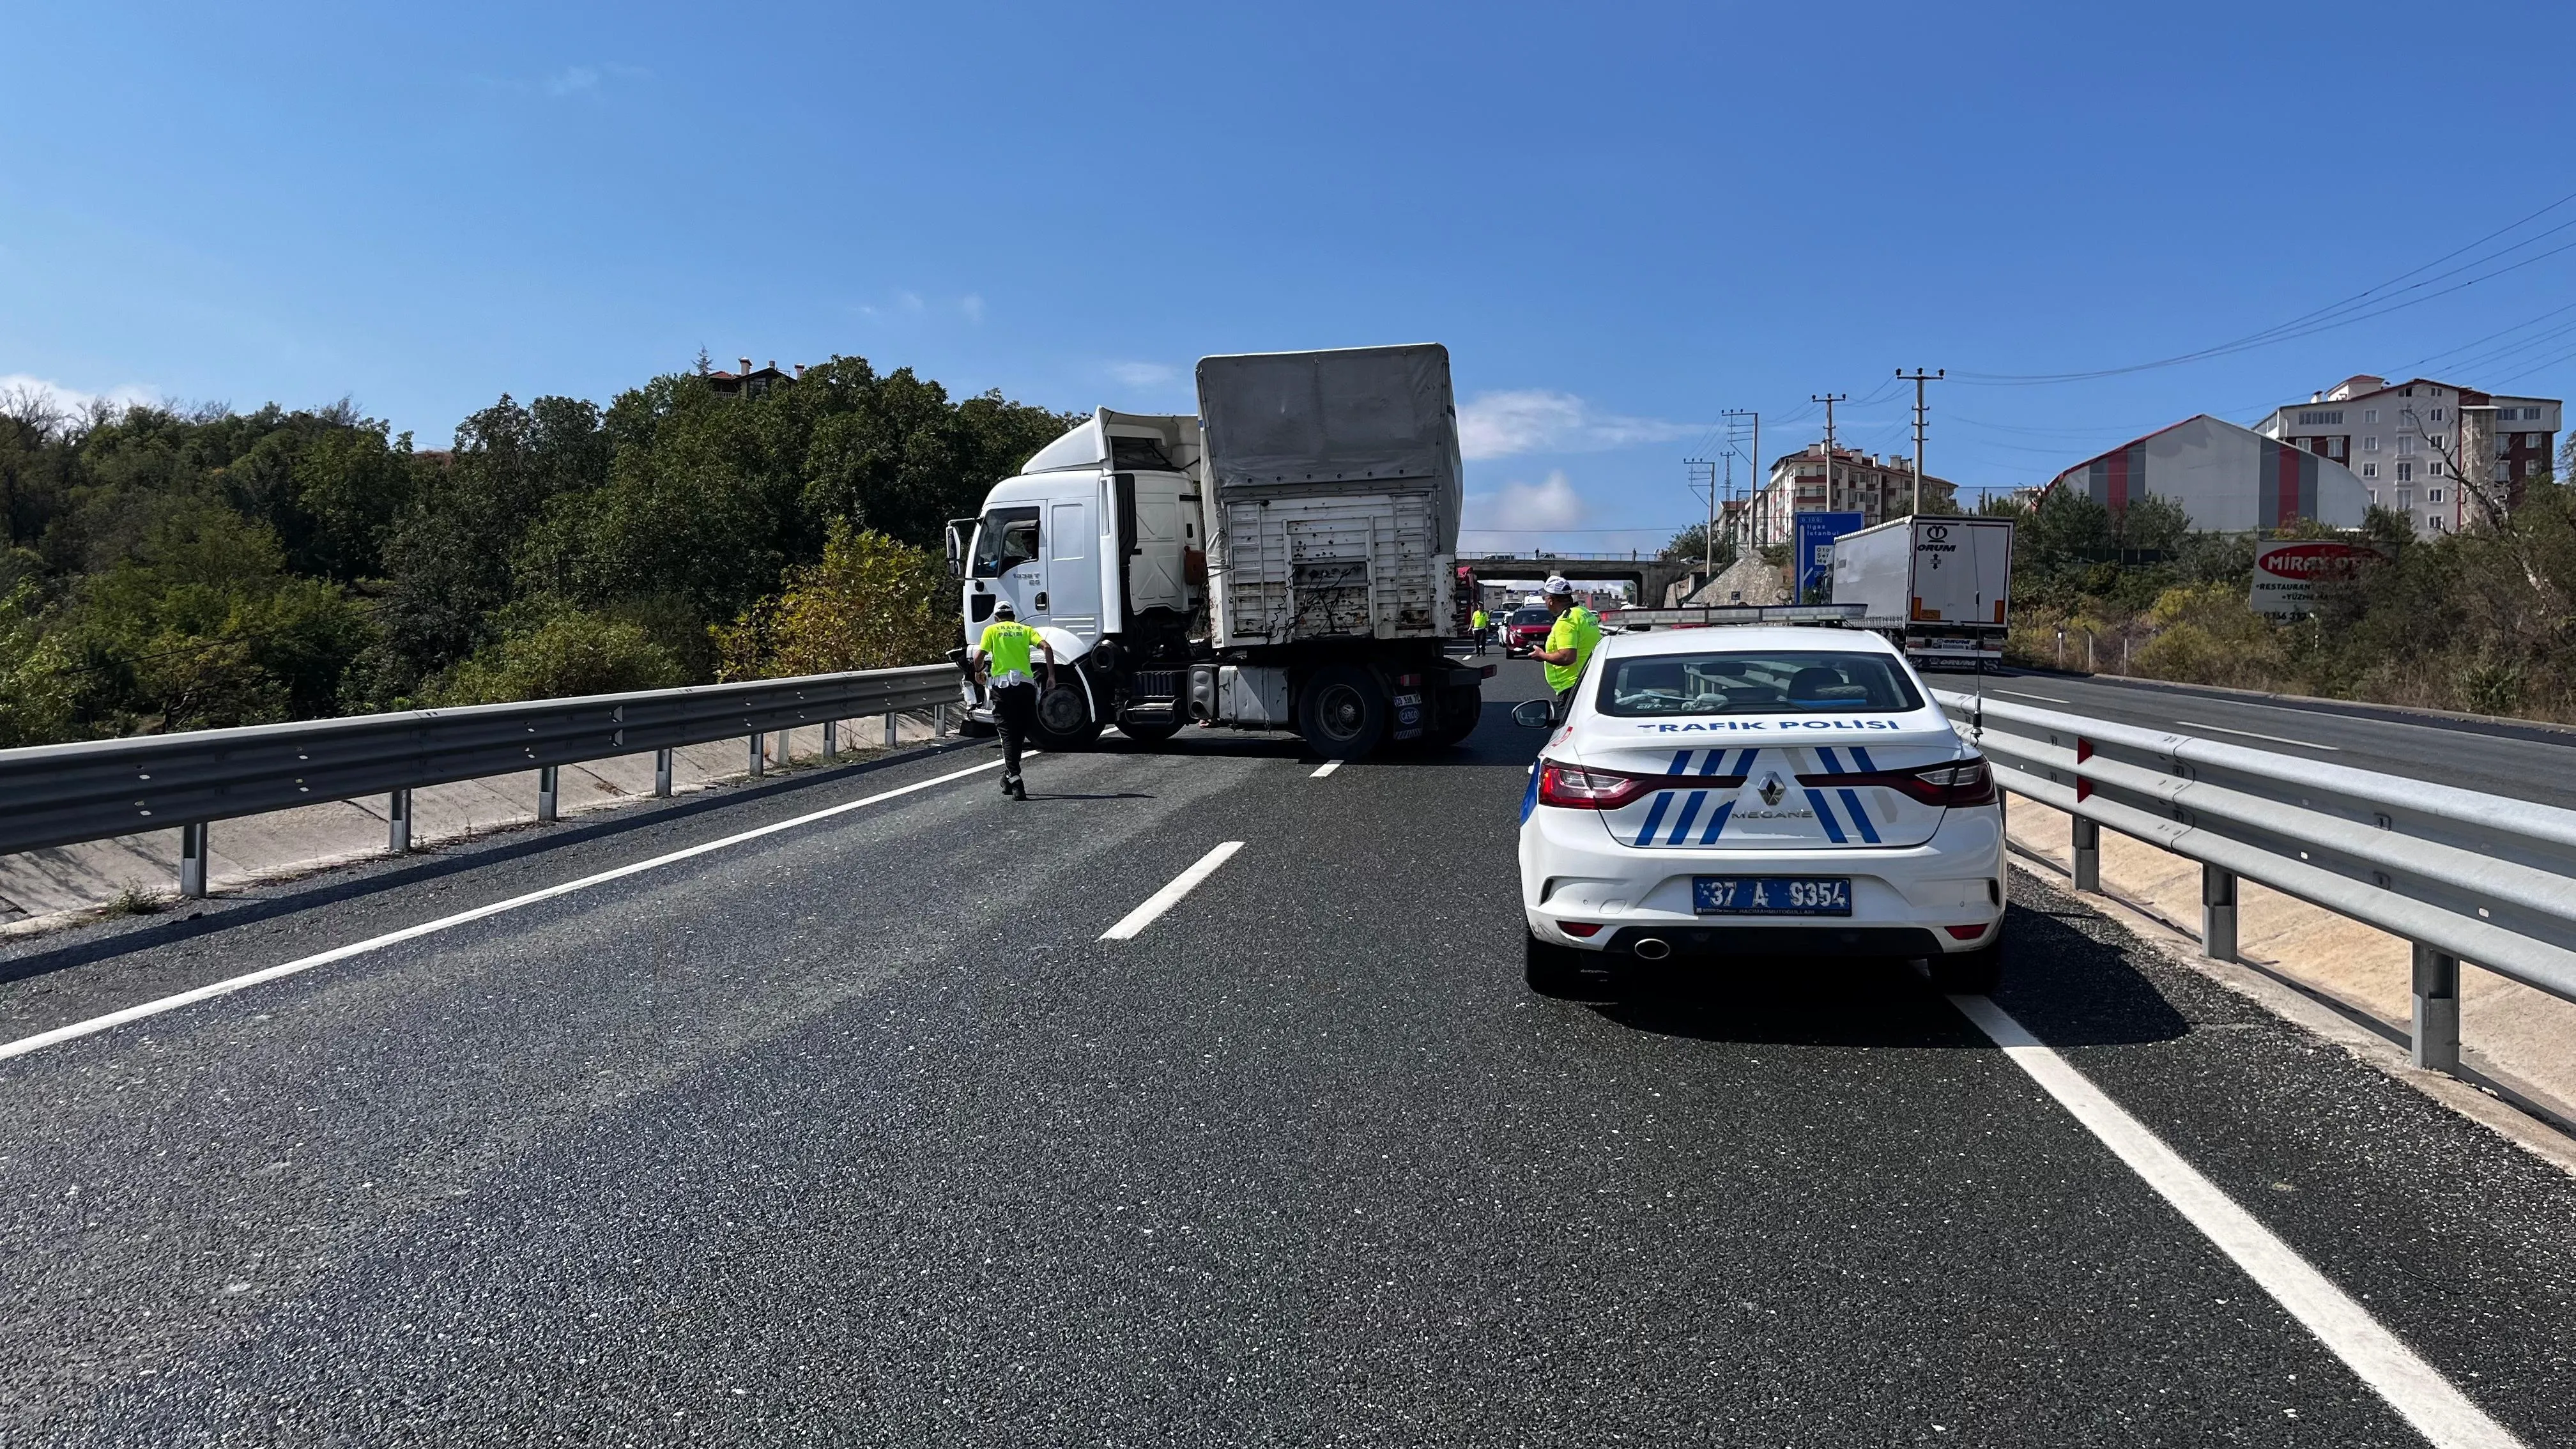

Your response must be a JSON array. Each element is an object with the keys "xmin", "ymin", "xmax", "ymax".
[{"xmin": 947, "ymin": 411, "xmax": 1204, "ymax": 747}]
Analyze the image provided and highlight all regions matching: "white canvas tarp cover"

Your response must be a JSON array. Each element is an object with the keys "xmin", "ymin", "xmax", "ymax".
[{"xmin": 1197, "ymin": 344, "xmax": 1462, "ymax": 552}]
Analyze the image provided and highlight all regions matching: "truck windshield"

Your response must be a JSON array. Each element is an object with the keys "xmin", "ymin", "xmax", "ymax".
[
  {"xmin": 971, "ymin": 507, "xmax": 1041, "ymax": 578},
  {"xmin": 1595, "ymin": 650, "xmax": 1924, "ymax": 716}
]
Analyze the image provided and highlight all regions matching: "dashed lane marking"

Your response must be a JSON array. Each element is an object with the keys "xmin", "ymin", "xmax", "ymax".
[
  {"xmin": 1950, "ymin": 992, "xmax": 2524, "ymax": 1449},
  {"xmin": 0, "ymin": 755, "xmax": 1021, "ymax": 1066},
  {"xmin": 1310, "ymin": 760, "xmax": 1343, "ymax": 779},
  {"xmin": 1100, "ymin": 842, "xmax": 1244, "ymax": 941},
  {"xmin": 2173, "ymin": 718, "xmax": 2342, "ymax": 751},
  {"xmin": 1992, "ymin": 689, "xmax": 2071, "ymax": 703}
]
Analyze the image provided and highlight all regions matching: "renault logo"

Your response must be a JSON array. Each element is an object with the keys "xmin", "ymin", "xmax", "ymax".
[{"xmin": 1758, "ymin": 772, "xmax": 1787, "ymax": 807}]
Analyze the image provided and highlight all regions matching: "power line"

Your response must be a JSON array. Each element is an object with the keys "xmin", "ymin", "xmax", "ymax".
[
  {"xmin": 2388, "ymin": 298, "xmax": 2576, "ymax": 374},
  {"xmin": 1954, "ymin": 186, "xmax": 2576, "ymax": 386}
]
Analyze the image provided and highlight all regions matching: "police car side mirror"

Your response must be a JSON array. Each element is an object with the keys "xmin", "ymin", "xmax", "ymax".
[{"xmin": 1511, "ymin": 700, "xmax": 1554, "ymax": 728}]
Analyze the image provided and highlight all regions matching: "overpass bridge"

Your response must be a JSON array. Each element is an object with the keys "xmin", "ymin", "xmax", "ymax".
[
  {"xmin": 1460, "ymin": 549, "xmax": 1703, "ymax": 605},
  {"xmin": 2, "ymin": 659, "xmax": 2573, "ymax": 1445}
]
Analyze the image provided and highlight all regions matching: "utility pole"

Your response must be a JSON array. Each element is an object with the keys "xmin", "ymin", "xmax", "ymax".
[
  {"xmin": 1721, "ymin": 408, "xmax": 1759, "ymax": 548},
  {"xmin": 1896, "ymin": 369, "xmax": 1943, "ymax": 517},
  {"xmin": 1682, "ymin": 457, "xmax": 1719, "ymax": 582},
  {"xmin": 1811, "ymin": 394, "xmax": 1847, "ymax": 526}
]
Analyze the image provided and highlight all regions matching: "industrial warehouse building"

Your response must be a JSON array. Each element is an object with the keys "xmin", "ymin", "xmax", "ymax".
[{"xmin": 2046, "ymin": 414, "xmax": 2372, "ymax": 533}]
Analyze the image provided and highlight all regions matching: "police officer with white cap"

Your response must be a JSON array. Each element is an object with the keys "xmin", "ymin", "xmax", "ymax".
[
  {"xmin": 969, "ymin": 599, "xmax": 1055, "ymax": 799},
  {"xmin": 1529, "ymin": 575, "xmax": 1602, "ymax": 723}
]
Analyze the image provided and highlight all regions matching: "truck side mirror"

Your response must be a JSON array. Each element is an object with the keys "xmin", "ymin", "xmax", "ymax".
[
  {"xmin": 944, "ymin": 519, "xmax": 970, "ymax": 579},
  {"xmin": 1511, "ymin": 700, "xmax": 1555, "ymax": 728}
]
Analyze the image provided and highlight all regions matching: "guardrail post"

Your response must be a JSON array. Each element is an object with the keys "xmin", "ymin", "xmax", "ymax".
[
  {"xmin": 749, "ymin": 734, "xmax": 765, "ymax": 778},
  {"xmin": 537, "ymin": 765, "xmax": 559, "ymax": 823},
  {"xmin": 2411, "ymin": 944, "xmax": 2462, "ymax": 1073},
  {"xmin": 654, "ymin": 748, "xmax": 673, "ymax": 797},
  {"xmin": 823, "ymin": 719, "xmax": 838, "ymax": 761},
  {"xmin": 2071, "ymin": 816, "xmax": 2100, "ymax": 893},
  {"xmin": 2200, "ymin": 864, "xmax": 2237, "ymax": 963},
  {"xmin": 179, "ymin": 822, "xmax": 209, "ymax": 899},
  {"xmin": 388, "ymin": 788, "xmax": 411, "ymax": 854},
  {"xmin": 884, "ymin": 712, "xmax": 898, "ymax": 748}
]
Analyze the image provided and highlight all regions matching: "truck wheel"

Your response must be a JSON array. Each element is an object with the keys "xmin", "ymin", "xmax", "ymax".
[
  {"xmin": 1297, "ymin": 664, "xmax": 1386, "ymax": 760},
  {"xmin": 1116, "ymin": 711, "xmax": 1183, "ymax": 745},
  {"xmin": 1429, "ymin": 686, "xmax": 1482, "ymax": 747},
  {"xmin": 1030, "ymin": 680, "xmax": 1103, "ymax": 751}
]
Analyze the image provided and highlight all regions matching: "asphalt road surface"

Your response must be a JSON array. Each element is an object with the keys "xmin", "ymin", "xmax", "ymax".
[
  {"xmin": 3, "ymin": 659, "xmax": 2573, "ymax": 1446},
  {"xmin": 1923, "ymin": 666, "xmax": 2576, "ymax": 811}
]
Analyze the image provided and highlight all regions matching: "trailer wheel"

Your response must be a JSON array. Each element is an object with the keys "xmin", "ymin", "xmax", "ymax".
[
  {"xmin": 1428, "ymin": 686, "xmax": 1482, "ymax": 746},
  {"xmin": 1296, "ymin": 664, "xmax": 1386, "ymax": 760}
]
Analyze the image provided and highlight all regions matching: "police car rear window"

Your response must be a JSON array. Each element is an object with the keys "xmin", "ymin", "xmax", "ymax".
[{"xmin": 1595, "ymin": 651, "xmax": 1924, "ymax": 716}]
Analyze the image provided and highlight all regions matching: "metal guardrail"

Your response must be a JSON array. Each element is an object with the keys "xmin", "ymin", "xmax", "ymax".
[
  {"xmin": 0, "ymin": 664, "xmax": 963, "ymax": 896},
  {"xmin": 1935, "ymin": 688, "xmax": 2576, "ymax": 1079}
]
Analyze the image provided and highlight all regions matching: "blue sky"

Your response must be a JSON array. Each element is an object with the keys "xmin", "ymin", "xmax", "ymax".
[{"xmin": 7, "ymin": 1, "xmax": 2576, "ymax": 553}]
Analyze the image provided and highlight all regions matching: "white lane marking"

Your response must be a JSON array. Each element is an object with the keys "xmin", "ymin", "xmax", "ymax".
[
  {"xmin": 1949, "ymin": 993, "xmax": 2524, "ymax": 1449},
  {"xmin": 1310, "ymin": 760, "xmax": 1343, "ymax": 779},
  {"xmin": 2209, "ymin": 696, "xmax": 2576, "ymax": 745},
  {"xmin": 2174, "ymin": 718, "xmax": 2341, "ymax": 751},
  {"xmin": 1100, "ymin": 842, "xmax": 1244, "ymax": 941},
  {"xmin": 1993, "ymin": 689, "xmax": 2071, "ymax": 703},
  {"xmin": 0, "ymin": 755, "xmax": 1020, "ymax": 1066}
]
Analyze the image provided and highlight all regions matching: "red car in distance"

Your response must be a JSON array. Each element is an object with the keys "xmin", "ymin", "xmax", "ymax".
[{"xmin": 1501, "ymin": 605, "xmax": 1554, "ymax": 656}]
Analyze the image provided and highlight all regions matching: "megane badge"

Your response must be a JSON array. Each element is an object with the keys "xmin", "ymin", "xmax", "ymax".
[{"xmin": 1758, "ymin": 772, "xmax": 1787, "ymax": 807}]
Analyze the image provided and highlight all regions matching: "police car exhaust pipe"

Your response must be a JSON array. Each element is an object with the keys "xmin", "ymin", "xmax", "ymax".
[{"xmin": 1631, "ymin": 937, "xmax": 1672, "ymax": 961}]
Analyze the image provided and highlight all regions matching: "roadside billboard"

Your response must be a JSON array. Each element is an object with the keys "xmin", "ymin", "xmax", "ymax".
[
  {"xmin": 2251, "ymin": 539, "xmax": 2384, "ymax": 617},
  {"xmin": 1792, "ymin": 511, "xmax": 1867, "ymax": 601}
]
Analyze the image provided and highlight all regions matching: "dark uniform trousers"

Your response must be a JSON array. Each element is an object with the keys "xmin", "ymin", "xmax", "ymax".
[{"xmin": 992, "ymin": 680, "xmax": 1039, "ymax": 779}]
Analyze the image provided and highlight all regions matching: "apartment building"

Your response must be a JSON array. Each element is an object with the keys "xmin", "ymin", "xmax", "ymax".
[
  {"xmin": 2254, "ymin": 375, "xmax": 2560, "ymax": 536},
  {"xmin": 1746, "ymin": 444, "xmax": 1959, "ymax": 545}
]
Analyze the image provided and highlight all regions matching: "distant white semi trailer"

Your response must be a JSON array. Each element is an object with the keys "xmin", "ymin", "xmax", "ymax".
[{"xmin": 1828, "ymin": 516, "xmax": 2014, "ymax": 666}]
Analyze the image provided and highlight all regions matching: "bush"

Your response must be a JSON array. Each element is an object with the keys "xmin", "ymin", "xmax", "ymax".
[
  {"xmin": 0, "ymin": 572, "xmax": 75, "ymax": 747},
  {"xmin": 711, "ymin": 521, "xmax": 953, "ymax": 680},
  {"xmin": 427, "ymin": 610, "xmax": 687, "ymax": 705}
]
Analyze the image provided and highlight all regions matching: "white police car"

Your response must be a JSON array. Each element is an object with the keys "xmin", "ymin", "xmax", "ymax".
[{"xmin": 1514, "ymin": 625, "xmax": 2004, "ymax": 995}]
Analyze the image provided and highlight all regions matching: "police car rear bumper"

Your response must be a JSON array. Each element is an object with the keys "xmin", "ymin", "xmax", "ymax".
[{"xmin": 1519, "ymin": 804, "xmax": 2004, "ymax": 956}]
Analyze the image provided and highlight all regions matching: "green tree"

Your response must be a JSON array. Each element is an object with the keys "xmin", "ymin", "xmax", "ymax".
[
  {"xmin": 710, "ymin": 522, "xmax": 954, "ymax": 680},
  {"xmin": 62, "ymin": 505, "xmax": 374, "ymax": 733}
]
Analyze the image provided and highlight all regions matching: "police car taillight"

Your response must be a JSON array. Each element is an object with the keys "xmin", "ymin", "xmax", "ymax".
[
  {"xmin": 1902, "ymin": 757, "xmax": 1996, "ymax": 806},
  {"xmin": 1803, "ymin": 756, "xmax": 1996, "ymax": 808},
  {"xmin": 1536, "ymin": 760, "xmax": 1653, "ymax": 810}
]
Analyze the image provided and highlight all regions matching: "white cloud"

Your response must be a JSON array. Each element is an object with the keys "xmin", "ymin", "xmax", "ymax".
[
  {"xmin": 0, "ymin": 373, "xmax": 158, "ymax": 427},
  {"xmin": 539, "ymin": 62, "xmax": 651, "ymax": 98},
  {"xmin": 1459, "ymin": 469, "xmax": 1589, "ymax": 551},
  {"xmin": 1457, "ymin": 389, "xmax": 1702, "ymax": 461},
  {"xmin": 1108, "ymin": 361, "xmax": 1178, "ymax": 389}
]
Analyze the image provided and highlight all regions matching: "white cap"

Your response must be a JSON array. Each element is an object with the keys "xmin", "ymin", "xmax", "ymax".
[{"xmin": 1543, "ymin": 575, "xmax": 1574, "ymax": 596}]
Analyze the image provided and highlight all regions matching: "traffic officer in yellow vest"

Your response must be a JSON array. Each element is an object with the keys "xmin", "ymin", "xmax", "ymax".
[
  {"xmin": 1528, "ymin": 575, "xmax": 1602, "ymax": 723},
  {"xmin": 970, "ymin": 600, "xmax": 1056, "ymax": 799},
  {"xmin": 1470, "ymin": 605, "xmax": 1491, "ymax": 655}
]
